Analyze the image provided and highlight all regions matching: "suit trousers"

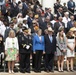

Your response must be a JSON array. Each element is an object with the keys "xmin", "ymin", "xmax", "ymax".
[
  {"xmin": 34, "ymin": 50, "xmax": 43, "ymax": 71},
  {"xmin": 45, "ymin": 53, "xmax": 54, "ymax": 70},
  {"xmin": 19, "ymin": 53, "xmax": 30, "ymax": 72},
  {"xmin": 32, "ymin": 53, "xmax": 36, "ymax": 69},
  {"xmin": 0, "ymin": 54, "xmax": 2, "ymax": 67},
  {"xmin": 68, "ymin": 8, "xmax": 74, "ymax": 14}
]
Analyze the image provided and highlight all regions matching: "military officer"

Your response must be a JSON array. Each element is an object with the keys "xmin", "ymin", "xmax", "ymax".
[{"xmin": 18, "ymin": 27, "xmax": 32, "ymax": 73}]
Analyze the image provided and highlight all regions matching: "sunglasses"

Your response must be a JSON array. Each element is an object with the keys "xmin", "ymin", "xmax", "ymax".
[
  {"xmin": 32, "ymin": 23, "xmax": 36, "ymax": 24},
  {"xmin": 11, "ymin": 25, "xmax": 14, "ymax": 26},
  {"xmin": 59, "ymin": 30, "xmax": 64, "ymax": 32},
  {"xmin": 36, "ymin": 18, "xmax": 38, "ymax": 19},
  {"xmin": 25, "ymin": 32, "xmax": 28, "ymax": 33}
]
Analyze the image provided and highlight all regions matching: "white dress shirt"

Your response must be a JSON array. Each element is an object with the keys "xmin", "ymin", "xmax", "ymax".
[
  {"xmin": 62, "ymin": 17, "xmax": 71, "ymax": 28},
  {"xmin": 0, "ymin": 21, "xmax": 6, "ymax": 37}
]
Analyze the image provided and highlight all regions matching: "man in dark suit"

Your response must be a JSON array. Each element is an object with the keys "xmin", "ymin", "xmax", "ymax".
[
  {"xmin": 39, "ymin": 11, "xmax": 45, "ymax": 26},
  {"xmin": 54, "ymin": 17, "xmax": 65, "ymax": 35},
  {"xmin": 44, "ymin": 27, "xmax": 56, "ymax": 72},
  {"xmin": 21, "ymin": 0, "xmax": 28, "ymax": 17},
  {"xmin": 67, "ymin": 0, "xmax": 75, "ymax": 14},
  {"xmin": 10, "ymin": 0, "xmax": 19, "ymax": 17},
  {"xmin": 54, "ymin": 0, "xmax": 62, "ymax": 14},
  {"xmin": 27, "ymin": 11, "xmax": 33, "ymax": 28},
  {"xmin": 39, "ymin": 11, "xmax": 45, "ymax": 33},
  {"xmin": 0, "ymin": 0, "xmax": 3, "ymax": 2},
  {"xmin": 40, "ymin": 16, "xmax": 51, "ymax": 35},
  {"xmin": 4, "ymin": 22, "xmax": 16, "ymax": 41},
  {"xmin": 18, "ymin": 27, "xmax": 32, "ymax": 73},
  {"xmin": 67, "ymin": 15, "xmax": 75, "ymax": 31},
  {"xmin": 45, "ymin": 8, "xmax": 54, "ymax": 21},
  {"xmin": 0, "ymin": 34, "xmax": 4, "ymax": 68},
  {"xmin": 1, "ymin": 1, "xmax": 12, "ymax": 22},
  {"xmin": 56, "ymin": 7, "xmax": 64, "ymax": 19}
]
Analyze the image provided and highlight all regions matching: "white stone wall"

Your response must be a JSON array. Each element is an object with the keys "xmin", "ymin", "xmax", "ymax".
[
  {"xmin": 38, "ymin": 0, "xmax": 55, "ymax": 13},
  {"xmin": 61, "ymin": 0, "xmax": 76, "ymax": 6},
  {"xmin": 38, "ymin": 0, "xmax": 76, "ymax": 13}
]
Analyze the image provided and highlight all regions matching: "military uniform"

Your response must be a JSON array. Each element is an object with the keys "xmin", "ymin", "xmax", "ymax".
[
  {"xmin": 18, "ymin": 31, "xmax": 32, "ymax": 73},
  {"xmin": 0, "ymin": 34, "xmax": 4, "ymax": 68}
]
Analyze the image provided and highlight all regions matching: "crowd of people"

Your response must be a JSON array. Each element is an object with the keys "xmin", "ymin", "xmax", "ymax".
[{"xmin": 0, "ymin": 0, "xmax": 76, "ymax": 74}]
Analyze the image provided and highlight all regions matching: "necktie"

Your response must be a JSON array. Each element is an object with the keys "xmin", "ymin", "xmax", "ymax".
[
  {"xmin": 50, "ymin": 36, "xmax": 52, "ymax": 43},
  {"xmin": 72, "ymin": 21, "xmax": 73, "ymax": 24},
  {"xmin": 59, "ymin": 12, "xmax": 62, "ymax": 17}
]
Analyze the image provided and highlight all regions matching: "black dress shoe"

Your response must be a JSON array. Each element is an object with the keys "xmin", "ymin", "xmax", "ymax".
[
  {"xmin": 46, "ymin": 70, "xmax": 49, "ymax": 73},
  {"xmin": 51, "ymin": 70, "xmax": 54, "ymax": 72},
  {"xmin": 44, "ymin": 68, "xmax": 49, "ymax": 73},
  {"xmin": 20, "ymin": 69, "xmax": 25, "ymax": 73},
  {"xmin": 34, "ymin": 70, "xmax": 38, "ymax": 72},
  {"xmin": 0, "ymin": 66, "xmax": 3, "ymax": 69},
  {"xmin": 26, "ymin": 71, "xmax": 30, "ymax": 73},
  {"xmin": 20, "ymin": 71, "xmax": 25, "ymax": 73},
  {"xmin": 38, "ymin": 70, "xmax": 41, "ymax": 73}
]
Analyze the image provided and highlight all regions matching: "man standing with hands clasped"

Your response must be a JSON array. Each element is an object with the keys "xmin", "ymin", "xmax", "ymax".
[
  {"xmin": 18, "ymin": 27, "xmax": 32, "ymax": 73},
  {"xmin": 67, "ymin": 0, "xmax": 75, "ymax": 14}
]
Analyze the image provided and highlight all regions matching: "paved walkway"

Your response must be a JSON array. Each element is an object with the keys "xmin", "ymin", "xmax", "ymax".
[{"xmin": 0, "ymin": 71, "xmax": 76, "ymax": 75}]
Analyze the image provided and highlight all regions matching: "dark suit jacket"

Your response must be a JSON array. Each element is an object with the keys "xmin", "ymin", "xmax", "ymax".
[
  {"xmin": 54, "ymin": 22, "xmax": 65, "ymax": 35},
  {"xmin": 67, "ymin": 21, "xmax": 74, "ymax": 31},
  {"xmin": 39, "ymin": 17, "xmax": 45, "ymax": 25},
  {"xmin": 0, "ymin": 0, "xmax": 3, "ymax": 2},
  {"xmin": 10, "ymin": 2, "xmax": 19, "ymax": 17},
  {"xmin": 56, "ymin": 12, "xmax": 64, "ymax": 19},
  {"xmin": 67, "ymin": 1, "xmax": 75, "ymax": 9},
  {"xmin": 45, "ymin": 12, "xmax": 54, "ymax": 21},
  {"xmin": 27, "ymin": 17, "xmax": 33, "ymax": 28},
  {"xmin": 44, "ymin": 35, "xmax": 56, "ymax": 54},
  {"xmin": 1, "ymin": 4, "xmax": 12, "ymax": 19},
  {"xmin": 22, "ymin": 2, "xmax": 28, "ymax": 17},
  {"xmin": 18, "ymin": 33, "xmax": 32, "ymax": 53},
  {"xmin": 40, "ymin": 22, "xmax": 47, "ymax": 35},
  {"xmin": 54, "ymin": 3, "xmax": 62, "ymax": 14},
  {"xmin": 33, "ymin": 4, "xmax": 37, "ymax": 12},
  {"xmin": 0, "ymin": 34, "xmax": 4, "ymax": 53},
  {"xmin": 67, "ymin": 1, "xmax": 75, "ymax": 14},
  {"xmin": 39, "ymin": 17, "xmax": 45, "ymax": 31}
]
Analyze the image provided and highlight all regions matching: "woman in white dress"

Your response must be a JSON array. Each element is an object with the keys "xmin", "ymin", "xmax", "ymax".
[
  {"xmin": 66, "ymin": 28, "xmax": 75, "ymax": 72},
  {"xmin": 5, "ymin": 30, "xmax": 19, "ymax": 73}
]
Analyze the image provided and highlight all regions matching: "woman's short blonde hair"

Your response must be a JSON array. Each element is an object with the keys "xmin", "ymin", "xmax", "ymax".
[
  {"xmin": 37, "ymin": 29, "xmax": 42, "ymax": 34},
  {"xmin": 66, "ymin": 29, "xmax": 73, "ymax": 37},
  {"xmin": 8, "ymin": 30, "xmax": 15, "ymax": 38},
  {"xmin": 74, "ymin": 21, "xmax": 76, "ymax": 27}
]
